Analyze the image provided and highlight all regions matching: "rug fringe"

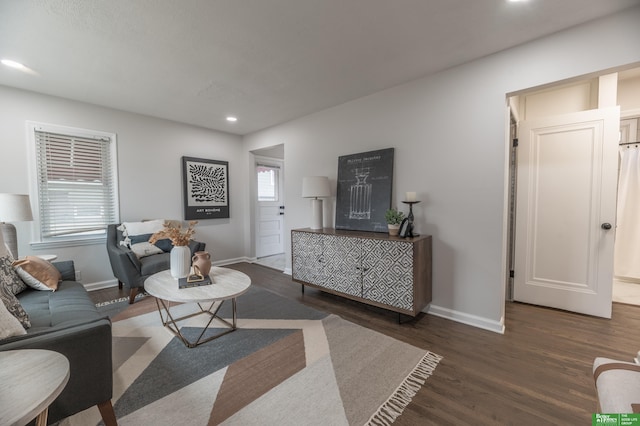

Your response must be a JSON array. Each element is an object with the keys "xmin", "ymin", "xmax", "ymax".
[
  {"xmin": 365, "ymin": 351, "xmax": 443, "ymax": 426},
  {"xmin": 94, "ymin": 293, "xmax": 144, "ymax": 307}
]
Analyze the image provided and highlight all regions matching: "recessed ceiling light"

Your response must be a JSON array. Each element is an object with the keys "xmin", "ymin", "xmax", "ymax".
[
  {"xmin": 1, "ymin": 58, "xmax": 37, "ymax": 75},
  {"xmin": 226, "ymin": 116, "xmax": 238, "ymax": 122},
  {"xmin": 1, "ymin": 59, "xmax": 27, "ymax": 70}
]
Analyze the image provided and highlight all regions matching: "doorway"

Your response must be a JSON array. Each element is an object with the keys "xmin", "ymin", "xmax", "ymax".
[
  {"xmin": 613, "ymin": 110, "xmax": 640, "ymax": 305},
  {"xmin": 505, "ymin": 69, "xmax": 640, "ymax": 318},
  {"xmin": 507, "ymin": 67, "xmax": 640, "ymax": 314},
  {"xmin": 251, "ymin": 145, "xmax": 285, "ymax": 271}
]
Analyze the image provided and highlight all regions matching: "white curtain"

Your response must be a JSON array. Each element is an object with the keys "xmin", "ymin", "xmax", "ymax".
[{"xmin": 614, "ymin": 145, "xmax": 640, "ymax": 280}]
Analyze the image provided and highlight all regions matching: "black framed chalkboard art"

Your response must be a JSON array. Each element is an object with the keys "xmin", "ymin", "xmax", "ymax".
[
  {"xmin": 182, "ymin": 156, "xmax": 230, "ymax": 220},
  {"xmin": 335, "ymin": 148, "xmax": 394, "ymax": 232}
]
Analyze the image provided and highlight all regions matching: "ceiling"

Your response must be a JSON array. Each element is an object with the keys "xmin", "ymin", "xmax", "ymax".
[{"xmin": 1, "ymin": 0, "xmax": 639, "ymax": 136}]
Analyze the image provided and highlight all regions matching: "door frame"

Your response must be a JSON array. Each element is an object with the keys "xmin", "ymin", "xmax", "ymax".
[
  {"xmin": 252, "ymin": 154, "xmax": 285, "ymax": 259},
  {"xmin": 501, "ymin": 69, "xmax": 632, "ymax": 321}
]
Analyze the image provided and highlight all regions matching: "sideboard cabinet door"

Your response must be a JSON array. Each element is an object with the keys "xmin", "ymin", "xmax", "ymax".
[
  {"xmin": 291, "ymin": 230, "xmax": 325, "ymax": 286},
  {"xmin": 323, "ymin": 234, "xmax": 362, "ymax": 298},
  {"xmin": 361, "ymin": 239, "xmax": 414, "ymax": 311}
]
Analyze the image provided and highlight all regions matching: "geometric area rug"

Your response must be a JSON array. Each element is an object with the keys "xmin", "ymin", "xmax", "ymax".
[{"xmin": 62, "ymin": 286, "xmax": 442, "ymax": 425}]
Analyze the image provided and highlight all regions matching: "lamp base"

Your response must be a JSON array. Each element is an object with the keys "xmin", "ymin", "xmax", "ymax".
[
  {"xmin": 0, "ymin": 222, "xmax": 18, "ymax": 259},
  {"xmin": 310, "ymin": 199, "xmax": 323, "ymax": 230}
]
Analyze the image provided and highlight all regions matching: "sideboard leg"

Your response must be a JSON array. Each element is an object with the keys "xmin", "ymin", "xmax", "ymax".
[
  {"xmin": 398, "ymin": 313, "xmax": 414, "ymax": 324},
  {"xmin": 301, "ymin": 284, "xmax": 305, "ymax": 294}
]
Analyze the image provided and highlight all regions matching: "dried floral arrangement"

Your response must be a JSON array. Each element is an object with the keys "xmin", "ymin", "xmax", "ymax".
[{"xmin": 149, "ymin": 221, "xmax": 198, "ymax": 247}]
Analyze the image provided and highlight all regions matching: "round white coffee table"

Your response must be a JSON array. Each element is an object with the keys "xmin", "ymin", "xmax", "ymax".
[
  {"xmin": 0, "ymin": 349, "xmax": 70, "ymax": 426},
  {"xmin": 144, "ymin": 267, "xmax": 251, "ymax": 348}
]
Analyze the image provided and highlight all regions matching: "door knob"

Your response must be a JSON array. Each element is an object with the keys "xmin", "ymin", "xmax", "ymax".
[{"xmin": 601, "ymin": 223, "xmax": 612, "ymax": 230}]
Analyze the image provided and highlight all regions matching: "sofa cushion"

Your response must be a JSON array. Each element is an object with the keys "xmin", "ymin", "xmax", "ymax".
[
  {"xmin": 128, "ymin": 233, "xmax": 174, "ymax": 253},
  {"xmin": 17, "ymin": 280, "xmax": 104, "ymax": 334},
  {"xmin": 118, "ymin": 220, "xmax": 165, "ymax": 248},
  {"xmin": 0, "ymin": 253, "xmax": 27, "ymax": 295},
  {"xmin": 131, "ymin": 242, "xmax": 164, "ymax": 258},
  {"xmin": 153, "ymin": 238, "xmax": 174, "ymax": 252},
  {"xmin": 12, "ymin": 256, "xmax": 61, "ymax": 291},
  {"xmin": 0, "ymin": 276, "xmax": 30, "ymax": 329},
  {"xmin": 120, "ymin": 219, "xmax": 164, "ymax": 236},
  {"xmin": 0, "ymin": 298, "xmax": 26, "ymax": 339},
  {"xmin": 140, "ymin": 252, "xmax": 172, "ymax": 276}
]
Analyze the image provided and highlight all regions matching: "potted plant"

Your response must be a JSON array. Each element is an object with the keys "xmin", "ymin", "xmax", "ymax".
[{"xmin": 384, "ymin": 208, "xmax": 405, "ymax": 236}]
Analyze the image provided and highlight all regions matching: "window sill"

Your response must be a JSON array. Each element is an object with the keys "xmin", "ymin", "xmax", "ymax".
[{"xmin": 30, "ymin": 236, "xmax": 106, "ymax": 250}]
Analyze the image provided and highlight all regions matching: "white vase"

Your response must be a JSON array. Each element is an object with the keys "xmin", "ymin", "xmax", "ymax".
[{"xmin": 170, "ymin": 245, "xmax": 191, "ymax": 279}]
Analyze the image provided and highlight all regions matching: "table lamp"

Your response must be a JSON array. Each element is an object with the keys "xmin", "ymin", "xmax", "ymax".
[
  {"xmin": 302, "ymin": 176, "xmax": 330, "ymax": 230},
  {"xmin": 0, "ymin": 194, "xmax": 33, "ymax": 259}
]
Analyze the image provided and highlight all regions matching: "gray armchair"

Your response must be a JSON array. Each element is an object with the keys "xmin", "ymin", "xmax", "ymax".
[{"xmin": 106, "ymin": 224, "xmax": 206, "ymax": 304}]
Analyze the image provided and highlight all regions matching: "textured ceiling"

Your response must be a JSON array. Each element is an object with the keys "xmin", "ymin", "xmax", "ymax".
[{"xmin": 1, "ymin": 0, "xmax": 639, "ymax": 135}]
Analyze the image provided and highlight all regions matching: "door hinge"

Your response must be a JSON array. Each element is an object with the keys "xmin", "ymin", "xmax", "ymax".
[
  {"xmin": 509, "ymin": 270, "xmax": 515, "ymax": 278},
  {"xmin": 512, "ymin": 138, "xmax": 519, "ymax": 148}
]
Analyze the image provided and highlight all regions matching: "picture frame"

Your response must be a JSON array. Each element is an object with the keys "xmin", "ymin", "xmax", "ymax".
[
  {"xmin": 398, "ymin": 217, "xmax": 411, "ymax": 238},
  {"xmin": 335, "ymin": 148, "xmax": 394, "ymax": 232},
  {"xmin": 182, "ymin": 156, "xmax": 230, "ymax": 220}
]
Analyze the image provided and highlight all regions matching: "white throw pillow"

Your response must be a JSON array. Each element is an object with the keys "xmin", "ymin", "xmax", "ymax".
[
  {"xmin": 14, "ymin": 266, "xmax": 55, "ymax": 291},
  {"xmin": 121, "ymin": 220, "xmax": 165, "ymax": 237},
  {"xmin": 130, "ymin": 242, "xmax": 164, "ymax": 259},
  {"xmin": 118, "ymin": 219, "xmax": 165, "ymax": 249},
  {"xmin": 0, "ymin": 298, "xmax": 27, "ymax": 339}
]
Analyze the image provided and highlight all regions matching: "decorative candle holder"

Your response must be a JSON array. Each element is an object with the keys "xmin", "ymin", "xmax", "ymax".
[{"xmin": 401, "ymin": 200, "xmax": 421, "ymax": 237}]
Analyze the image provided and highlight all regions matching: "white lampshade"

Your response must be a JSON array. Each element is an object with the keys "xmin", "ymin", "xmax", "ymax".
[
  {"xmin": 0, "ymin": 194, "xmax": 33, "ymax": 259},
  {"xmin": 0, "ymin": 194, "xmax": 33, "ymax": 222},
  {"xmin": 302, "ymin": 176, "xmax": 330, "ymax": 198}
]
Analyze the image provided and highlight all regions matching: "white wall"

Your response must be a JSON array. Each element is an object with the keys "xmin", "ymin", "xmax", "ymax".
[
  {"xmin": 244, "ymin": 6, "xmax": 640, "ymax": 332},
  {"xmin": 0, "ymin": 86, "xmax": 247, "ymax": 287},
  {"xmin": 2, "ymin": 7, "xmax": 638, "ymax": 330}
]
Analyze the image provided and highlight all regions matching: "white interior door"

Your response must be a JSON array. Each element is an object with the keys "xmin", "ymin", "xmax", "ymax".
[
  {"xmin": 256, "ymin": 160, "xmax": 284, "ymax": 258},
  {"xmin": 514, "ymin": 107, "xmax": 620, "ymax": 318}
]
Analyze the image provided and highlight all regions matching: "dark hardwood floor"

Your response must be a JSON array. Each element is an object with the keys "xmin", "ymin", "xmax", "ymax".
[{"xmin": 89, "ymin": 262, "xmax": 640, "ymax": 425}]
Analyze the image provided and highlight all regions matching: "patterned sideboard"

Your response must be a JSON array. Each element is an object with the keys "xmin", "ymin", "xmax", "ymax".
[{"xmin": 291, "ymin": 228, "xmax": 432, "ymax": 316}]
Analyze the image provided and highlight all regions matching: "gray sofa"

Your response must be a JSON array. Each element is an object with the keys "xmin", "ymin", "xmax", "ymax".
[
  {"xmin": 106, "ymin": 224, "xmax": 206, "ymax": 304},
  {"xmin": 0, "ymin": 260, "xmax": 116, "ymax": 425}
]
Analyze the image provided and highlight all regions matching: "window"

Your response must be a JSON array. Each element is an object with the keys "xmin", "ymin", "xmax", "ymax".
[
  {"xmin": 29, "ymin": 122, "xmax": 119, "ymax": 246},
  {"xmin": 257, "ymin": 164, "xmax": 280, "ymax": 202}
]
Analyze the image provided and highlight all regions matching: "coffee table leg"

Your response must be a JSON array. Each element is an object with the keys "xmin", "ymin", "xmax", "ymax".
[
  {"xmin": 232, "ymin": 297, "xmax": 237, "ymax": 328},
  {"xmin": 153, "ymin": 297, "xmax": 239, "ymax": 348}
]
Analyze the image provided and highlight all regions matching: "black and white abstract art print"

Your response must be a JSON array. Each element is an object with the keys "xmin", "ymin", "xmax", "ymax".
[{"xmin": 182, "ymin": 156, "xmax": 230, "ymax": 220}]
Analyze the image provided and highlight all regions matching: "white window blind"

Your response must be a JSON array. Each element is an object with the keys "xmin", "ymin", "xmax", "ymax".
[{"xmin": 33, "ymin": 126, "xmax": 119, "ymax": 241}]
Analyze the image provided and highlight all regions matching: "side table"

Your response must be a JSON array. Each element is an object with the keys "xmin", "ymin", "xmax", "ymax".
[{"xmin": 0, "ymin": 349, "xmax": 70, "ymax": 426}]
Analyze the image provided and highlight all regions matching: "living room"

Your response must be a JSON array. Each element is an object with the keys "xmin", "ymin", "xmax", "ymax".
[{"xmin": 1, "ymin": 2, "xmax": 640, "ymax": 424}]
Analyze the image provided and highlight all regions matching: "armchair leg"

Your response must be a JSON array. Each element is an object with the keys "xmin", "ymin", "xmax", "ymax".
[
  {"xmin": 97, "ymin": 400, "xmax": 117, "ymax": 426},
  {"xmin": 128, "ymin": 288, "xmax": 139, "ymax": 304},
  {"xmin": 118, "ymin": 280, "xmax": 123, "ymax": 289}
]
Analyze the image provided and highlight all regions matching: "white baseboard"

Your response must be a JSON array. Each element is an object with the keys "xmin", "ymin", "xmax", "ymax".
[
  {"xmin": 214, "ymin": 256, "xmax": 254, "ymax": 266},
  {"xmin": 283, "ymin": 267, "xmax": 292, "ymax": 275},
  {"xmin": 85, "ymin": 279, "xmax": 119, "ymax": 292},
  {"xmin": 427, "ymin": 304, "xmax": 505, "ymax": 334}
]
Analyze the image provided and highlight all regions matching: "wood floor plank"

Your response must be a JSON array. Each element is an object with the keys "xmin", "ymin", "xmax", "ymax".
[{"xmin": 90, "ymin": 262, "xmax": 639, "ymax": 425}]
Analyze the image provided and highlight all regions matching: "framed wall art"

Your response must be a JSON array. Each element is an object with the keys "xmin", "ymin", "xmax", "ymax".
[
  {"xmin": 182, "ymin": 156, "xmax": 230, "ymax": 220},
  {"xmin": 335, "ymin": 148, "xmax": 394, "ymax": 232}
]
